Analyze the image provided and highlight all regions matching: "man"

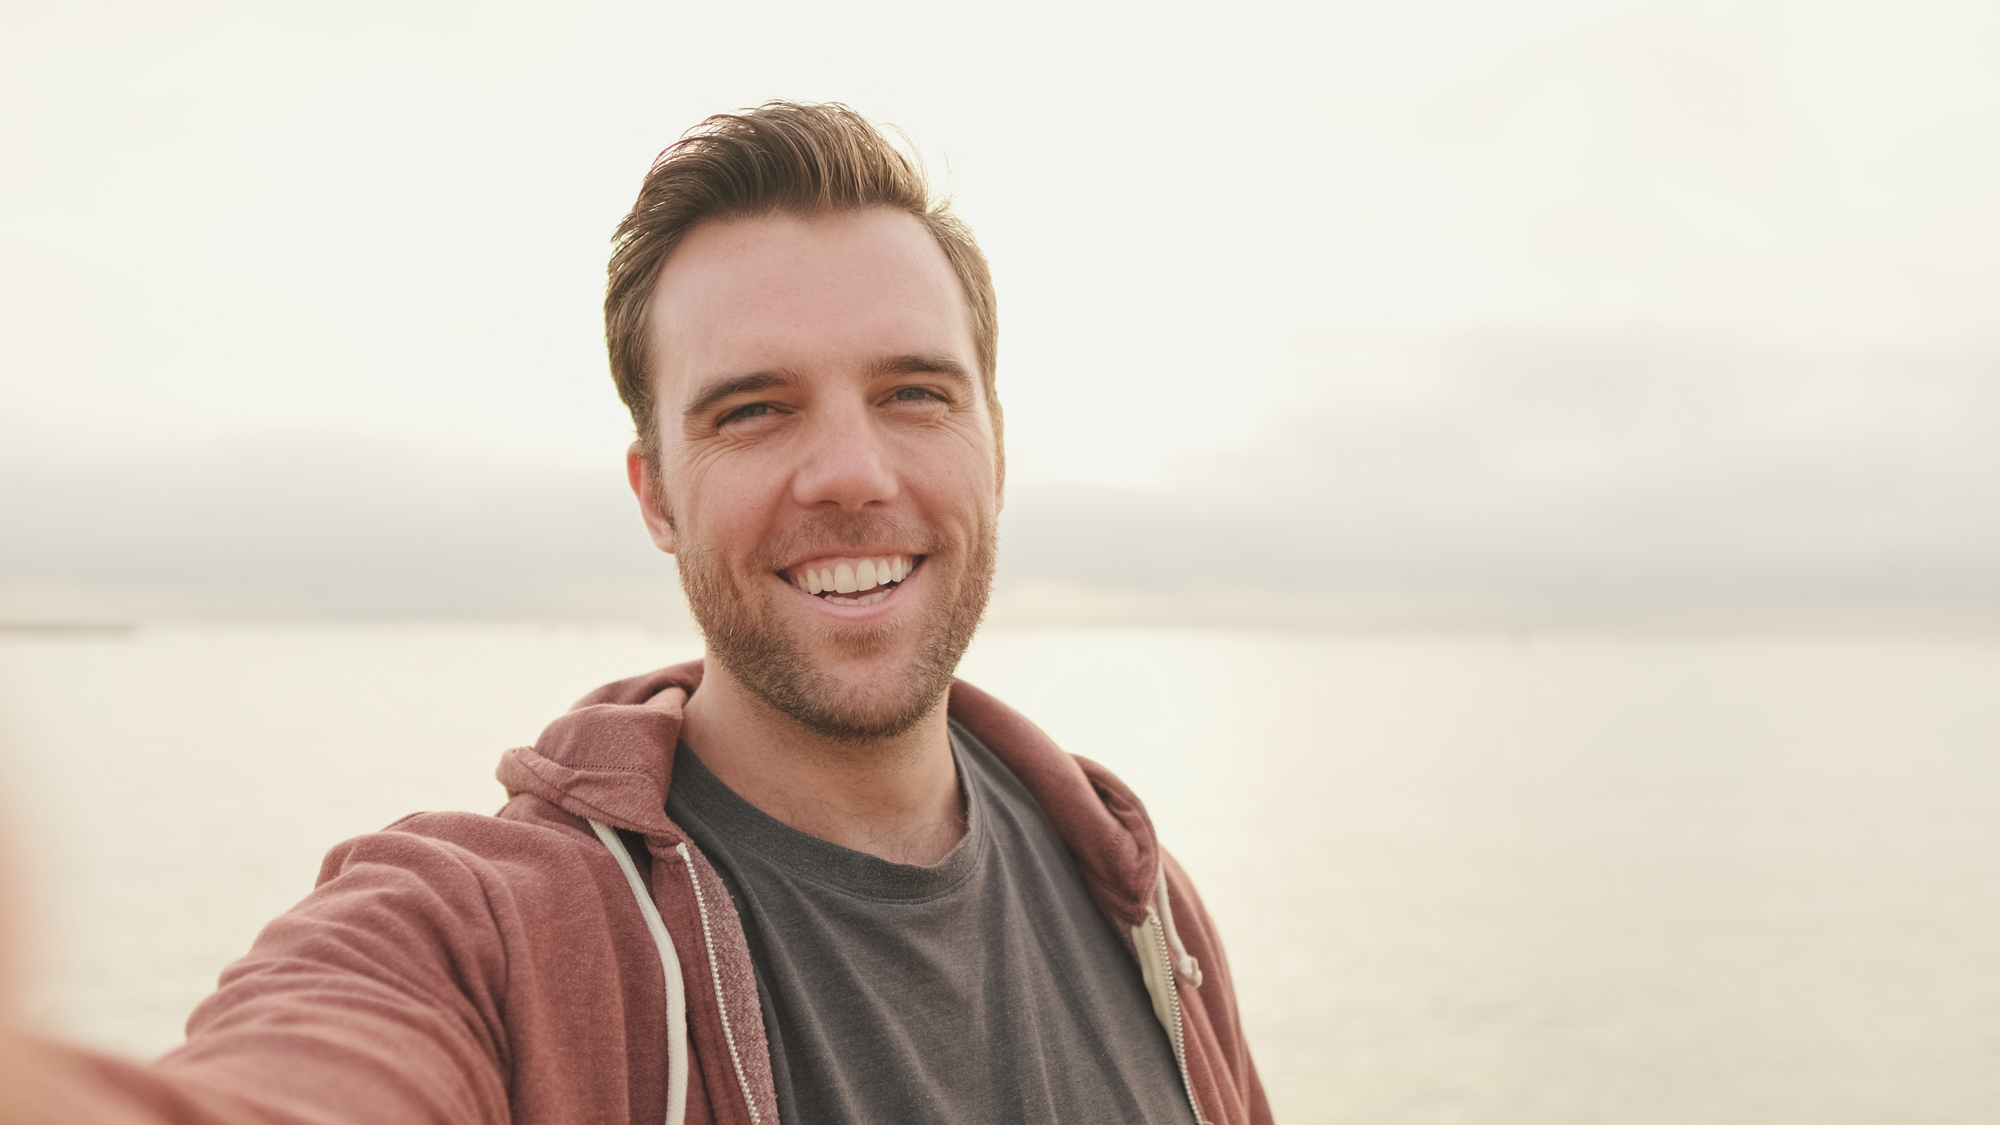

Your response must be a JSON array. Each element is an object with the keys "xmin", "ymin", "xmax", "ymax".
[{"xmin": 31, "ymin": 101, "xmax": 1270, "ymax": 1125}]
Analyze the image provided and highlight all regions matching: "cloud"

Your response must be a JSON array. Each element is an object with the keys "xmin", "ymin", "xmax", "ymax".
[
  {"xmin": 4, "ymin": 331, "xmax": 1997, "ymax": 627},
  {"xmin": 995, "ymin": 331, "xmax": 2000, "ymax": 625},
  {"xmin": 0, "ymin": 433, "xmax": 687, "ymax": 623}
]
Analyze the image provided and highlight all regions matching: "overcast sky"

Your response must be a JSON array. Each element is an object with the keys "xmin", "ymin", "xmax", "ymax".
[{"xmin": 4, "ymin": 0, "xmax": 1997, "ymax": 625}]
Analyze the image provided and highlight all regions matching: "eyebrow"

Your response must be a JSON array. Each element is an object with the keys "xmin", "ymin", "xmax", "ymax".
[
  {"xmin": 871, "ymin": 353, "xmax": 977, "ymax": 391},
  {"xmin": 682, "ymin": 371, "xmax": 797, "ymax": 423}
]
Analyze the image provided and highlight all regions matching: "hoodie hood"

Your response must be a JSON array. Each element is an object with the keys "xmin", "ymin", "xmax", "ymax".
[{"xmin": 495, "ymin": 660, "xmax": 1162, "ymax": 930}]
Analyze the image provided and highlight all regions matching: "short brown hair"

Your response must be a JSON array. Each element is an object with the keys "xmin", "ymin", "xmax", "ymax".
[{"xmin": 605, "ymin": 101, "xmax": 1000, "ymax": 466}]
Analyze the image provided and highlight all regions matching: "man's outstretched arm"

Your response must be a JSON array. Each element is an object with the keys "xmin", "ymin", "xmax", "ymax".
[{"xmin": 22, "ymin": 820, "xmax": 542, "ymax": 1125}]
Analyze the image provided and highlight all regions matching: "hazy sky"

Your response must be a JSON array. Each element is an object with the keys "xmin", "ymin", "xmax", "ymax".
[{"xmin": 4, "ymin": 0, "xmax": 1997, "ymax": 623}]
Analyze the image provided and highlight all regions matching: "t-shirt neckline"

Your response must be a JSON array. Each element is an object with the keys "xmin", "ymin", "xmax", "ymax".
[{"xmin": 667, "ymin": 724, "xmax": 987, "ymax": 903}]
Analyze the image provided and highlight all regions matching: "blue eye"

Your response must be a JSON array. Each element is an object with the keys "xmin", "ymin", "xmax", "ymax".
[{"xmin": 893, "ymin": 386, "xmax": 939, "ymax": 402}]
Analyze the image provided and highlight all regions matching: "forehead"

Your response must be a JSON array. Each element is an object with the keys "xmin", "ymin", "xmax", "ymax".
[{"xmin": 646, "ymin": 208, "xmax": 975, "ymax": 399}]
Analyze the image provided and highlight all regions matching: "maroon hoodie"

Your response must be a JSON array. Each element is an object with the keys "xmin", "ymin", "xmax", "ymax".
[{"xmin": 33, "ymin": 663, "xmax": 1271, "ymax": 1125}]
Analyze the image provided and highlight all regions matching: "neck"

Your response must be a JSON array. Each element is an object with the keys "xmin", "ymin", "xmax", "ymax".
[{"xmin": 678, "ymin": 658, "xmax": 965, "ymax": 866}]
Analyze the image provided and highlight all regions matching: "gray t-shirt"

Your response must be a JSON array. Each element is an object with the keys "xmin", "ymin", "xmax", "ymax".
[{"xmin": 665, "ymin": 723, "xmax": 1197, "ymax": 1125}]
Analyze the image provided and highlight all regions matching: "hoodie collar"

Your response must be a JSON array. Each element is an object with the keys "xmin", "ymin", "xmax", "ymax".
[{"xmin": 495, "ymin": 660, "xmax": 1161, "ymax": 929}]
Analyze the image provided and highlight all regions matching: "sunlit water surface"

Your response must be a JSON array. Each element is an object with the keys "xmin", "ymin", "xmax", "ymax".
[{"xmin": 1, "ymin": 624, "xmax": 1996, "ymax": 1124}]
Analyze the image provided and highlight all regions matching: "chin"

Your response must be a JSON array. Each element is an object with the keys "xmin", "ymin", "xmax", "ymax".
[
  {"xmin": 678, "ymin": 524, "xmax": 996, "ymax": 742},
  {"xmin": 696, "ymin": 628, "xmax": 947, "ymax": 742},
  {"xmin": 688, "ymin": 589, "xmax": 982, "ymax": 744}
]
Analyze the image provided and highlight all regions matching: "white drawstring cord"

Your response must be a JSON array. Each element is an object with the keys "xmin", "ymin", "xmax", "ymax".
[
  {"xmin": 590, "ymin": 820, "xmax": 690, "ymax": 1125},
  {"xmin": 1153, "ymin": 863, "xmax": 1204, "ymax": 987}
]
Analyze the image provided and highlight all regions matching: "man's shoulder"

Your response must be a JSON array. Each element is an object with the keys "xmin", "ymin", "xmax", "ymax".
[
  {"xmin": 307, "ymin": 798, "xmax": 606, "ymax": 900},
  {"xmin": 947, "ymin": 679, "xmax": 1162, "ymax": 931}
]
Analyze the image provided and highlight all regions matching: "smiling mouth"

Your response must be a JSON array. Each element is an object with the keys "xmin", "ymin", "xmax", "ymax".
[{"xmin": 782, "ymin": 554, "xmax": 920, "ymax": 607}]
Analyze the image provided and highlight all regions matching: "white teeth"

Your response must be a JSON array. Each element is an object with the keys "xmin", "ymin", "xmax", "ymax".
[{"xmin": 791, "ymin": 555, "xmax": 916, "ymax": 597}]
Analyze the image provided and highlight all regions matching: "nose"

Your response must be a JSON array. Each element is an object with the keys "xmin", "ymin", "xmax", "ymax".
[{"xmin": 790, "ymin": 400, "xmax": 898, "ymax": 511}]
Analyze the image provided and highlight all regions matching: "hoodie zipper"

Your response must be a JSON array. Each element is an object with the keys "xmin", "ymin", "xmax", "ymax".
[
  {"xmin": 677, "ymin": 842, "xmax": 765, "ymax": 1125},
  {"xmin": 1145, "ymin": 903, "xmax": 1211, "ymax": 1125}
]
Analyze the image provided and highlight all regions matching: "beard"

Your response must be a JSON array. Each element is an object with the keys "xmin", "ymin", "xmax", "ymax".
[{"xmin": 674, "ymin": 507, "xmax": 997, "ymax": 743}]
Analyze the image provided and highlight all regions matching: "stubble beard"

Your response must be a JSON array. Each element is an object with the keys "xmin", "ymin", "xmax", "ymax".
[{"xmin": 674, "ymin": 510, "xmax": 997, "ymax": 743}]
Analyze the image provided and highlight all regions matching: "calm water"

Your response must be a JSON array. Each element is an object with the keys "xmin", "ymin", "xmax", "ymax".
[{"xmin": 1, "ymin": 624, "xmax": 1996, "ymax": 1124}]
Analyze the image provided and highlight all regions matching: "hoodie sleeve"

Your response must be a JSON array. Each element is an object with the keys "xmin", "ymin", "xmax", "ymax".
[
  {"xmin": 153, "ymin": 826, "xmax": 517, "ymax": 1125},
  {"xmin": 15, "ymin": 1036, "xmax": 266, "ymax": 1125}
]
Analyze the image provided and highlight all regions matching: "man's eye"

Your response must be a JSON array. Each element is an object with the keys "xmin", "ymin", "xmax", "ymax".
[
  {"xmin": 892, "ymin": 386, "xmax": 942, "ymax": 403},
  {"xmin": 720, "ymin": 402, "xmax": 774, "ymax": 425}
]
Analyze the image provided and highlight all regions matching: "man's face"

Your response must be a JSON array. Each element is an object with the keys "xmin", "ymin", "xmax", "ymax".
[{"xmin": 630, "ymin": 208, "xmax": 1002, "ymax": 740}]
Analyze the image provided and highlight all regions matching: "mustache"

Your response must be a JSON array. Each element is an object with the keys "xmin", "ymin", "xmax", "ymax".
[{"xmin": 757, "ymin": 509, "xmax": 943, "ymax": 568}]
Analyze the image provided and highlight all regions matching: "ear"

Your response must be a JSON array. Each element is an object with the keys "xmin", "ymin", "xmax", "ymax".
[
  {"xmin": 994, "ymin": 441, "xmax": 1006, "ymax": 514},
  {"xmin": 627, "ymin": 444, "xmax": 677, "ymax": 555}
]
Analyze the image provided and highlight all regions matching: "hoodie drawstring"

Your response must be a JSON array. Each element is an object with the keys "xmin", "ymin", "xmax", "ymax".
[
  {"xmin": 1153, "ymin": 863, "xmax": 1204, "ymax": 987},
  {"xmin": 590, "ymin": 820, "xmax": 690, "ymax": 1125}
]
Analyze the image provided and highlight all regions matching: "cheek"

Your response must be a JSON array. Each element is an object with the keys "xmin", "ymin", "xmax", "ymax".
[
  {"xmin": 925, "ymin": 433, "xmax": 1002, "ymax": 506},
  {"xmin": 671, "ymin": 459, "xmax": 786, "ymax": 549},
  {"xmin": 908, "ymin": 463, "xmax": 1001, "ymax": 530}
]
